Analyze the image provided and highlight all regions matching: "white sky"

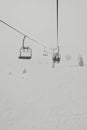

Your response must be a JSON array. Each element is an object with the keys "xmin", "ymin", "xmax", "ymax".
[{"xmin": 0, "ymin": 0, "xmax": 87, "ymax": 60}]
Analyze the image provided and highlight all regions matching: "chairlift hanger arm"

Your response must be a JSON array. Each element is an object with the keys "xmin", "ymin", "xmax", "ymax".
[{"xmin": 0, "ymin": 19, "xmax": 47, "ymax": 48}]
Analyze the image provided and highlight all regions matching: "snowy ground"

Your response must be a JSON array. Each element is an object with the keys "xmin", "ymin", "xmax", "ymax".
[{"xmin": 0, "ymin": 53, "xmax": 87, "ymax": 130}]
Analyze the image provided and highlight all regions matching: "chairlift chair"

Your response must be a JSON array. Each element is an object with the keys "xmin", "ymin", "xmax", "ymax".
[
  {"xmin": 43, "ymin": 47, "xmax": 48, "ymax": 56},
  {"xmin": 52, "ymin": 52, "xmax": 61, "ymax": 63},
  {"xmin": 19, "ymin": 35, "xmax": 32, "ymax": 59},
  {"xmin": 19, "ymin": 46, "xmax": 32, "ymax": 59},
  {"xmin": 52, "ymin": 46, "xmax": 61, "ymax": 63}
]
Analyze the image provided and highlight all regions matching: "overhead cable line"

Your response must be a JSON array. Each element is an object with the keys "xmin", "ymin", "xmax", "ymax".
[{"xmin": 0, "ymin": 19, "xmax": 49, "ymax": 49}]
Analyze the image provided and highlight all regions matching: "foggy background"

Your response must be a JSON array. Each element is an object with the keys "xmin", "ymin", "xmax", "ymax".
[
  {"xmin": 0, "ymin": 0, "xmax": 87, "ymax": 130},
  {"xmin": 0, "ymin": 0, "xmax": 87, "ymax": 59}
]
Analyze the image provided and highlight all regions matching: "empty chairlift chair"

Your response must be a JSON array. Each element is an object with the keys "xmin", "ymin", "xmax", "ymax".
[
  {"xmin": 19, "ymin": 35, "xmax": 32, "ymax": 59},
  {"xmin": 19, "ymin": 46, "xmax": 32, "ymax": 59},
  {"xmin": 43, "ymin": 47, "xmax": 48, "ymax": 56}
]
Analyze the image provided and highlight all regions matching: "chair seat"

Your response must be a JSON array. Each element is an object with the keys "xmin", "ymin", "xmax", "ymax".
[
  {"xmin": 43, "ymin": 53, "xmax": 48, "ymax": 56},
  {"xmin": 19, "ymin": 56, "xmax": 32, "ymax": 59}
]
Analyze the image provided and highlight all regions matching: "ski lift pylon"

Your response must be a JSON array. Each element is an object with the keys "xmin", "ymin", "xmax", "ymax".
[{"xmin": 19, "ymin": 35, "xmax": 32, "ymax": 59}]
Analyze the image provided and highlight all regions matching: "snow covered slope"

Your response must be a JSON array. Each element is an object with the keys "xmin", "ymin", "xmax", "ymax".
[{"xmin": 0, "ymin": 47, "xmax": 87, "ymax": 130}]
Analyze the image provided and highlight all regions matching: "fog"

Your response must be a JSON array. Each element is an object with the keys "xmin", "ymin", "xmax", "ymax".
[{"xmin": 0, "ymin": 0, "xmax": 87, "ymax": 129}]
